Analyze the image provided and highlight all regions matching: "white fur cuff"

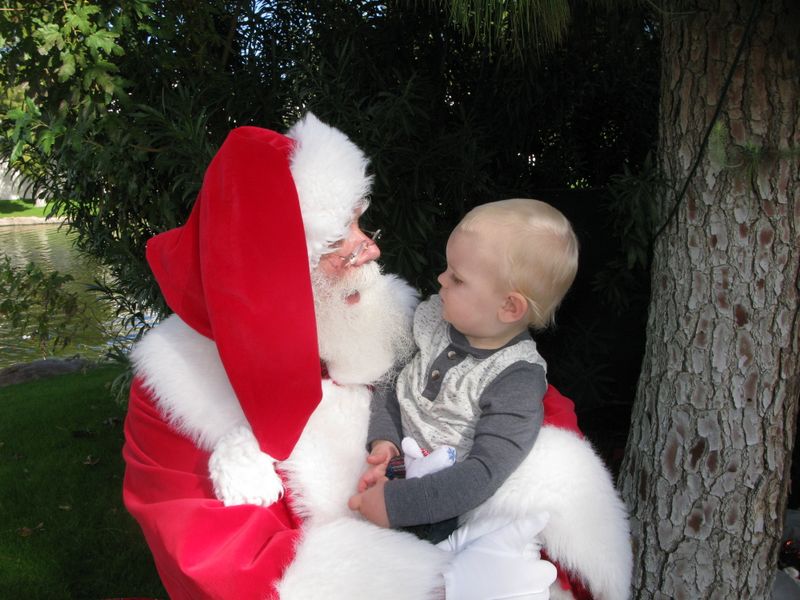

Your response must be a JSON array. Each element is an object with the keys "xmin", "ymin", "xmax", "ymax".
[
  {"xmin": 208, "ymin": 425, "xmax": 283, "ymax": 507},
  {"xmin": 277, "ymin": 519, "xmax": 451, "ymax": 600}
]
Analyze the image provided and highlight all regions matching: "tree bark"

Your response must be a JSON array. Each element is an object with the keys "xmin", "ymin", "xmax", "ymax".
[{"xmin": 619, "ymin": 1, "xmax": 800, "ymax": 598}]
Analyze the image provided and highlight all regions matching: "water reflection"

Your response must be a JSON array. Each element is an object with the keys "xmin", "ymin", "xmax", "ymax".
[{"xmin": 0, "ymin": 223, "xmax": 115, "ymax": 369}]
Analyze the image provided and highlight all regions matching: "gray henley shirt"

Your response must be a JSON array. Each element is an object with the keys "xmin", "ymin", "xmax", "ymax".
[{"xmin": 369, "ymin": 325, "xmax": 546, "ymax": 528}]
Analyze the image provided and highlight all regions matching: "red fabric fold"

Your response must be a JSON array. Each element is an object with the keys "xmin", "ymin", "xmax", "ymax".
[
  {"xmin": 145, "ymin": 127, "xmax": 321, "ymax": 461},
  {"xmin": 542, "ymin": 383, "xmax": 582, "ymax": 437},
  {"xmin": 123, "ymin": 378, "xmax": 302, "ymax": 600}
]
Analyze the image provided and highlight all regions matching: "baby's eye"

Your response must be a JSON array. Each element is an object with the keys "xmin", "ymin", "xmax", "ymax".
[{"xmin": 451, "ymin": 274, "xmax": 463, "ymax": 285}]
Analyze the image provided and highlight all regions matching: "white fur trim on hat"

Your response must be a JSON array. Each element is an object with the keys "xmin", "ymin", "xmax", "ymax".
[{"xmin": 287, "ymin": 113, "xmax": 373, "ymax": 266}]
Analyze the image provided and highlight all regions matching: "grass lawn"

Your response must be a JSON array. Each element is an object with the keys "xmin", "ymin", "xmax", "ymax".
[
  {"xmin": 0, "ymin": 199, "xmax": 58, "ymax": 218},
  {"xmin": 0, "ymin": 366, "xmax": 166, "ymax": 599}
]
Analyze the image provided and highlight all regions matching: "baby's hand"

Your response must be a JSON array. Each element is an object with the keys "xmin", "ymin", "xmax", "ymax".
[
  {"xmin": 357, "ymin": 440, "xmax": 399, "ymax": 492},
  {"xmin": 348, "ymin": 478, "xmax": 390, "ymax": 527}
]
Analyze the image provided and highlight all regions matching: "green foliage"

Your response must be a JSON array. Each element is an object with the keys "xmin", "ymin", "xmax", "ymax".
[
  {"xmin": 87, "ymin": 276, "xmax": 153, "ymax": 403},
  {"xmin": 593, "ymin": 152, "xmax": 667, "ymax": 313},
  {"xmin": 437, "ymin": 0, "xmax": 638, "ymax": 61},
  {"xmin": 0, "ymin": 255, "xmax": 91, "ymax": 356},
  {"xmin": 0, "ymin": 0, "xmax": 660, "ymax": 400},
  {"xmin": 543, "ymin": 319, "xmax": 617, "ymax": 407},
  {"xmin": 1, "ymin": 1, "xmax": 316, "ymax": 325},
  {"xmin": 708, "ymin": 120, "xmax": 729, "ymax": 167},
  {"xmin": 0, "ymin": 0, "xmax": 141, "ymax": 161},
  {"xmin": 437, "ymin": 0, "xmax": 572, "ymax": 59},
  {"xmin": 708, "ymin": 119, "xmax": 800, "ymax": 196},
  {"xmin": 606, "ymin": 152, "xmax": 665, "ymax": 271}
]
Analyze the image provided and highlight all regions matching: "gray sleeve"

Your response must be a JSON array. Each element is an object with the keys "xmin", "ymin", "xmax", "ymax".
[
  {"xmin": 384, "ymin": 362, "xmax": 546, "ymax": 527},
  {"xmin": 367, "ymin": 380, "xmax": 403, "ymax": 451}
]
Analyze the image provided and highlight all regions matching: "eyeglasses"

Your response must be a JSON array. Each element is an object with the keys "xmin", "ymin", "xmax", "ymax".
[{"xmin": 338, "ymin": 228, "xmax": 382, "ymax": 266}]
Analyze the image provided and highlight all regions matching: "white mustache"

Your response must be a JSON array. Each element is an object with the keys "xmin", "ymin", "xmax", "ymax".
[{"xmin": 314, "ymin": 261, "xmax": 382, "ymax": 301}]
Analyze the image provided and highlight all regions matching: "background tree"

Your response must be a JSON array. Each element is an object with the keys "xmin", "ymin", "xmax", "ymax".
[{"xmin": 617, "ymin": 1, "xmax": 799, "ymax": 597}]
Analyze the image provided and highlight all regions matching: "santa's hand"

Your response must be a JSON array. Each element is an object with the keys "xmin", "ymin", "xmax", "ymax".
[
  {"xmin": 208, "ymin": 425, "xmax": 283, "ymax": 506},
  {"xmin": 402, "ymin": 437, "xmax": 457, "ymax": 479},
  {"xmin": 358, "ymin": 440, "xmax": 399, "ymax": 492},
  {"xmin": 348, "ymin": 479, "xmax": 390, "ymax": 527}
]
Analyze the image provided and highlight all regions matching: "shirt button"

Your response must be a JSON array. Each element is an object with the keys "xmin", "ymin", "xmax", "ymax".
[
  {"xmin": 447, "ymin": 350, "xmax": 457, "ymax": 359},
  {"xmin": 431, "ymin": 369, "xmax": 441, "ymax": 380}
]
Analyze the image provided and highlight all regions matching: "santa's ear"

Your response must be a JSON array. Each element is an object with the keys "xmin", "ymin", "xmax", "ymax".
[{"xmin": 498, "ymin": 292, "xmax": 529, "ymax": 324}]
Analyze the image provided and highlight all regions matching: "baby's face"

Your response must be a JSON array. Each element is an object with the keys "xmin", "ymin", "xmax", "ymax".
[{"xmin": 437, "ymin": 228, "xmax": 511, "ymax": 349}]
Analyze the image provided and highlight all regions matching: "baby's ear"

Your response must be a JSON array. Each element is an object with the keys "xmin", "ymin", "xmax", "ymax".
[{"xmin": 499, "ymin": 292, "xmax": 529, "ymax": 323}]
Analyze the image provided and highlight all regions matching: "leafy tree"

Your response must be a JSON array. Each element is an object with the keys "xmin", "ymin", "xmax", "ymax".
[
  {"xmin": 1, "ymin": 0, "xmax": 658, "ymax": 420},
  {"xmin": 0, "ymin": 255, "xmax": 90, "ymax": 355},
  {"xmin": 1, "ymin": 1, "xmax": 658, "ymax": 386}
]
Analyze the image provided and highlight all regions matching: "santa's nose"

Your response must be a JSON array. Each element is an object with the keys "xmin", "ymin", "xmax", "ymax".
[{"xmin": 351, "ymin": 235, "xmax": 380, "ymax": 266}]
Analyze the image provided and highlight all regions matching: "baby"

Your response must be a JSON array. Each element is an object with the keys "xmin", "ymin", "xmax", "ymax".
[{"xmin": 349, "ymin": 198, "xmax": 579, "ymax": 600}]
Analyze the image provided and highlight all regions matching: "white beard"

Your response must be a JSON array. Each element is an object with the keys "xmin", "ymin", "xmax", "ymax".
[{"xmin": 311, "ymin": 262, "xmax": 417, "ymax": 386}]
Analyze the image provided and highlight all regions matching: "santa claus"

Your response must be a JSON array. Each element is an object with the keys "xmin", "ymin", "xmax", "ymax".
[{"xmin": 123, "ymin": 114, "xmax": 632, "ymax": 599}]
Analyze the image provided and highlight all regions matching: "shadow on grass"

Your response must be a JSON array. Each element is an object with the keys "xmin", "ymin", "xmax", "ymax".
[
  {"xmin": 0, "ymin": 365, "xmax": 166, "ymax": 599},
  {"xmin": 0, "ymin": 199, "xmax": 34, "ymax": 215}
]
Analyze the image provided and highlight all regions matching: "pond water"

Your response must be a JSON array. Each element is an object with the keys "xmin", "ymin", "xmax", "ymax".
[{"xmin": 0, "ymin": 223, "xmax": 117, "ymax": 369}]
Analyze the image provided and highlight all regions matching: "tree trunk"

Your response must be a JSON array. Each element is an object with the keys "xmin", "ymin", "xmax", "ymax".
[{"xmin": 618, "ymin": 1, "xmax": 800, "ymax": 598}]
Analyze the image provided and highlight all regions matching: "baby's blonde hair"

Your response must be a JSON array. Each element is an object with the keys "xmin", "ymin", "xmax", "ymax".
[{"xmin": 456, "ymin": 198, "xmax": 579, "ymax": 329}]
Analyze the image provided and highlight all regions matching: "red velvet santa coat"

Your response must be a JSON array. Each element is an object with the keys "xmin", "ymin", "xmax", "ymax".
[
  {"xmin": 124, "ymin": 365, "xmax": 590, "ymax": 599},
  {"xmin": 125, "ymin": 377, "xmax": 300, "ymax": 598}
]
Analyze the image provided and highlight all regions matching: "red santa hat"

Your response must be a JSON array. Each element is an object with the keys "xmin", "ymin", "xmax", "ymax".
[{"xmin": 144, "ymin": 113, "xmax": 373, "ymax": 460}]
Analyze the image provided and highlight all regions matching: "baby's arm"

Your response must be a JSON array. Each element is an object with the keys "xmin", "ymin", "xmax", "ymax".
[{"xmin": 358, "ymin": 382, "xmax": 403, "ymax": 491}]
